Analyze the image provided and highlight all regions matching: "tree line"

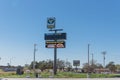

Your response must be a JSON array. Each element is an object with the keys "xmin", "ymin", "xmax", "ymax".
[
  {"xmin": 27, "ymin": 59, "xmax": 120, "ymax": 73},
  {"xmin": 28, "ymin": 59, "xmax": 72, "ymax": 71}
]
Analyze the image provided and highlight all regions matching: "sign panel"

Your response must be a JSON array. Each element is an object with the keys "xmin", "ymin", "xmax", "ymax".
[
  {"xmin": 46, "ymin": 41, "xmax": 65, "ymax": 48},
  {"xmin": 45, "ymin": 33, "xmax": 66, "ymax": 40},
  {"xmin": 47, "ymin": 17, "xmax": 55, "ymax": 29},
  {"xmin": 73, "ymin": 60, "xmax": 80, "ymax": 66}
]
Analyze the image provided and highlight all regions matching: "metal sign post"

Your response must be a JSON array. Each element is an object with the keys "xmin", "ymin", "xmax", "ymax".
[
  {"xmin": 49, "ymin": 29, "xmax": 63, "ymax": 75},
  {"xmin": 73, "ymin": 60, "xmax": 80, "ymax": 72},
  {"xmin": 54, "ymin": 30, "xmax": 57, "ymax": 75},
  {"xmin": 45, "ymin": 17, "xmax": 67, "ymax": 75}
]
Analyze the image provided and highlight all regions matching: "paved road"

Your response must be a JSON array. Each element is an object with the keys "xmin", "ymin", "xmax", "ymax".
[{"xmin": 1, "ymin": 78, "xmax": 120, "ymax": 80}]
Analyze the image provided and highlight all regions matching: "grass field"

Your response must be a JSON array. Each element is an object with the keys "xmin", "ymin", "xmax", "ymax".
[{"xmin": 0, "ymin": 70, "xmax": 120, "ymax": 78}]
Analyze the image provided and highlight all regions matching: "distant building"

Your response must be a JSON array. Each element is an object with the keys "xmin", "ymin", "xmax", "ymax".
[
  {"xmin": 73, "ymin": 68, "xmax": 82, "ymax": 73},
  {"xmin": 0, "ymin": 66, "xmax": 21, "ymax": 72},
  {"xmin": 94, "ymin": 68, "xmax": 110, "ymax": 74},
  {"xmin": 3, "ymin": 67, "xmax": 17, "ymax": 72}
]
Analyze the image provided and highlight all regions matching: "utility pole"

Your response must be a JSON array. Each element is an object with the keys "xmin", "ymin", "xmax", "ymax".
[
  {"xmin": 10, "ymin": 57, "xmax": 14, "ymax": 66},
  {"xmin": 33, "ymin": 44, "xmax": 37, "ymax": 77},
  {"xmin": 92, "ymin": 53, "xmax": 93, "ymax": 66},
  {"xmin": 87, "ymin": 44, "xmax": 90, "ymax": 78},
  {"xmin": 91, "ymin": 53, "xmax": 94, "ymax": 73}
]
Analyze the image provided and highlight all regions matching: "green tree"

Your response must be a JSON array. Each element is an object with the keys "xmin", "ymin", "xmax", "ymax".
[
  {"xmin": 116, "ymin": 64, "xmax": 120, "ymax": 70},
  {"xmin": 57, "ymin": 59, "xmax": 65, "ymax": 70},
  {"xmin": 46, "ymin": 59, "xmax": 53, "ymax": 69},
  {"xmin": 82, "ymin": 63, "xmax": 89, "ymax": 73},
  {"xmin": 106, "ymin": 61, "xmax": 116, "ymax": 73},
  {"xmin": 96, "ymin": 63, "xmax": 103, "ymax": 68},
  {"xmin": 29, "ymin": 61, "xmax": 39, "ymax": 69},
  {"xmin": 65, "ymin": 60, "xmax": 72, "ymax": 71},
  {"xmin": 38, "ymin": 60, "xmax": 48, "ymax": 71},
  {"xmin": 82, "ymin": 60, "xmax": 103, "ymax": 73},
  {"xmin": 29, "ymin": 59, "xmax": 72, "ymax": 72}
]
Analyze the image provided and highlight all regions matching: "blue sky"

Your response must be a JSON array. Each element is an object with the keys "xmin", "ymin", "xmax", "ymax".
[{"xmin": 0, "ymin": 0, "xmax": 120, "ymax": 67}]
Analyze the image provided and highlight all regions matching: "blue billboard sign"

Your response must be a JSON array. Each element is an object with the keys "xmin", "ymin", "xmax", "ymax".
[{"xmin": 45, "ymin": 33, "xmax": 66, "ymax": 40}]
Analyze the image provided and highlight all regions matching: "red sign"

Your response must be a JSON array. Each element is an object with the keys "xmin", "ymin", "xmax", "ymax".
[{"xmin": 46, "ymin": 41, "xmax": 65, "ymax": 48}]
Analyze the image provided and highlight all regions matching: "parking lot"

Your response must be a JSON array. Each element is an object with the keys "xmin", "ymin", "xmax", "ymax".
[{"xmin": 1, "ymin": 78, "xmax": 120, "ymax": 80}]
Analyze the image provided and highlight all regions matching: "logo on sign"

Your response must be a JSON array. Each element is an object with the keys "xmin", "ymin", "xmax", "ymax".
[{"xmin": 47, "ymin": 17, "xmax": 55, "ymax": 29}]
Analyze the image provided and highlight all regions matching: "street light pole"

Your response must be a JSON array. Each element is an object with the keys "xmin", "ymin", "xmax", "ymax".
[
  {"xmin": 91, "ymin": 53, "xmax": 94, "ymax": 73},
  {"xmin": 92, "ymin": 53, "xmax": 93, "ymax": 66},
  {"xmin": 33, "ymin": 44, "xmax": 37, "ymax": 76},
  {"xmin": 101, "ymin": 51, "xmax": 106, "ymax": 74},
  {"xmin": 87, "ymin": 44, "xmax": 90, "ymax": 78},
  {"xmin": 10, "ymin": 57, "xmax": 14, "ymax": 66}
]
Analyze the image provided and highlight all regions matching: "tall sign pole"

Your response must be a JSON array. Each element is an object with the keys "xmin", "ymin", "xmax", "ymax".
[
  {"xmin": 49, "ymin": 29, "xmax": 63, "ymax": 75},
  {"xmin": 54, "ymin": 30, "xmax": 57, "ymax": 75},
  {"xmin": 45, "ymin": 17, "xmax": 66, "ymax": 75}
]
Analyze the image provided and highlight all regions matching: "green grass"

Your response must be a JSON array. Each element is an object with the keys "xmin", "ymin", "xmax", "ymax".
[
  {"xmin": 0, "ymin": 71, "xmax": 120, "ymax": 78},
  {"xmin": 55, "ymin": 72, "xmax": 86, "ymax": 78}
]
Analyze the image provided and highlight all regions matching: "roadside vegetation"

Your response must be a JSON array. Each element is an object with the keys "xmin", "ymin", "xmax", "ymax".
[
  {"xmin": 0, "ymin": 70, "xmax": 120, "ymax": 78},
  {"xmin": 0, "ymin": 59, "xmax": 120, "ymax": 78}
]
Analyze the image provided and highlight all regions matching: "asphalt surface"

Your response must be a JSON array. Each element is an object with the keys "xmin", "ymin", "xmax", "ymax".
[{"xmin": 1, "ymin": 78, "xmax": 120, "ymax": 80}]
